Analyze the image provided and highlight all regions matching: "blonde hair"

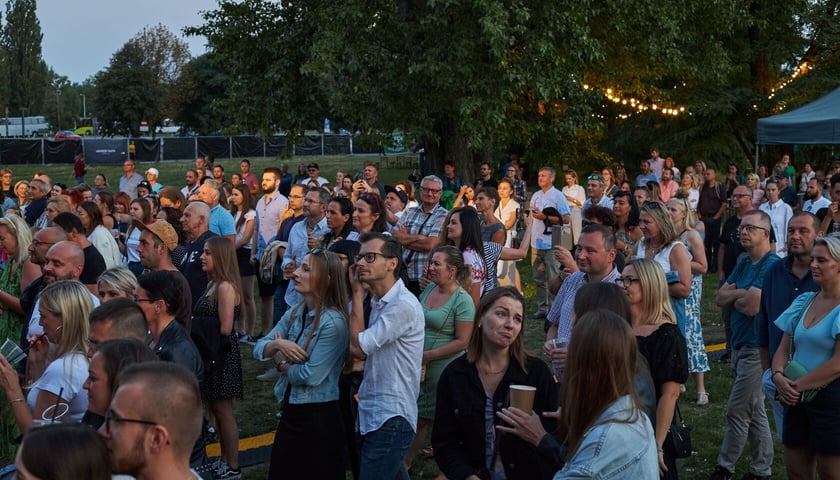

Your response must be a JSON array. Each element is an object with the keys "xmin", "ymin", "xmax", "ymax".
[
  {"xmin": 667, "ymin": 198, "xmax": 696, "ymax": 232},
  {"xmin": 626, "ymin": 258, "xmax": 675, "ymax": 325},
  {"xmin": 39, "ymin": 280, "xmax": 93, "ymax": 358},
  {"xmin": 0, "ymin": 214, "xmax": 32, "ymax": 263}
]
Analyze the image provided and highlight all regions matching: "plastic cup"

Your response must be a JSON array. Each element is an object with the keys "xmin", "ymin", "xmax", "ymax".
[{"xmin": 509, "ymin": 385, "xmax": 536, "ymax": 412}]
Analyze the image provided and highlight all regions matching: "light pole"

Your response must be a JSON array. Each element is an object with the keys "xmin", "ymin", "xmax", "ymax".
[
  {"xmin": 80, "ymin": 93, "xmax": 86, "ymax": 118},
  {"xmin": 56, "ymin": 89, "xmax": 61, "ymax": 130}
]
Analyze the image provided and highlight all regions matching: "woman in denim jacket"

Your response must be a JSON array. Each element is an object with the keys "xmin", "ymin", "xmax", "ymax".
[
  {"xmin": 254, "ymin": 249, "xmax": 350, "ymax": 479},
  {"xmin": 554, "ymin": 310, "xmax": 659, "ymax": 479}
]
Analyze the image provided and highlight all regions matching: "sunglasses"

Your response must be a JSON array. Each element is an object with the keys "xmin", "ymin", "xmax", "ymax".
[{"xmin": 359, "ymin": 193, "xmax": 382, "ymax": 212}]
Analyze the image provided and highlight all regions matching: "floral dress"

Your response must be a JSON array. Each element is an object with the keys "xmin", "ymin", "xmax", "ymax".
[{"xmin": 679, "ymin": 233, "xmax": 710, "ymax": 374}]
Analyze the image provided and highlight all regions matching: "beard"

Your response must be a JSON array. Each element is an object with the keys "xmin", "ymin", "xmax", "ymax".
[{"xmin": 109, "ymin": 433, "xmax": 147, "ymax": 476}]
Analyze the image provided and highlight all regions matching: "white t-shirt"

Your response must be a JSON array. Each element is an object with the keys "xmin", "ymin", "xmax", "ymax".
[
  {"xmin": 234, "ymin": 209, "xmax": 256, "ymax": 248},
  {"xmin": 27, "ymin": 351, "xmax": 89, "ymax": 423}
]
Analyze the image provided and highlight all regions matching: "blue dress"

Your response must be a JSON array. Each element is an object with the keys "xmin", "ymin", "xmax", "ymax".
[{"xmin": 680, "ymin": 233, "xmax": 710, "ymax": 374}]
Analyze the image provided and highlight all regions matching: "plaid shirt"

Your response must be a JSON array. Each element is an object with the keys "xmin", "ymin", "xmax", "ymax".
[{"xmin": 396, "ymin": 204, "xmax": 448, "ymax": 281}]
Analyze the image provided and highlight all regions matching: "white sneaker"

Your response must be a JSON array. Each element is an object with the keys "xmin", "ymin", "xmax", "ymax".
[
  {"xmin": 697, "ymin": 392, "xmax": 709, "ymax": 405},
  {"xmin": 256, "ymin": 367, "xmax": 281, "ymax": 381}
]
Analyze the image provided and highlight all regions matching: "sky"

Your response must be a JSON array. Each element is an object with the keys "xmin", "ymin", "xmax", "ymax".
[{"xmin": 37, "ymin": 0, "xmax": 220, "ymax": 83}]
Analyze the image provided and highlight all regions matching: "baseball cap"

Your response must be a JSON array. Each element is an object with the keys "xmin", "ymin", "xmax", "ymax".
[
  {"xmin": 145, "ymin": 167, "xmax": 159, "ymax": 176},
  {"xmin": 138, "ymin": 180, "xmax": 152, "ymax": 191},
  {"xmin": 306, "ymin": 163, "xmax": 319, "ymax": 170},
  {"xmin": 384, "ymin": 185, "xmax": 408, "ymax": 205},
  {"xmin": 131, "ymin": 219, "xmax": 179, "ymax": 251}
]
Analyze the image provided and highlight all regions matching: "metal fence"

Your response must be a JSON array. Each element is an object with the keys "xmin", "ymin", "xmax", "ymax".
[{"xmin": 0, "ymin": 134, "xmax": 365, "ymax": 165}]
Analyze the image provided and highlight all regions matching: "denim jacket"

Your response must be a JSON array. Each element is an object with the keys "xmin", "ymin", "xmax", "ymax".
[
  {"xmin": 254, "ymin": 304, "xmax": 348, "ymax": 404},
  {"xmin": 554, "ymin": 395, "xmax": 658, "ymax": 479}
]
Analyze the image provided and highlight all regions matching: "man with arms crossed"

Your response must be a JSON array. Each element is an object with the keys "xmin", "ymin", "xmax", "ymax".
[{"xmin": 710, "ymin": 210, "xmax": 778, "ymax": 480}]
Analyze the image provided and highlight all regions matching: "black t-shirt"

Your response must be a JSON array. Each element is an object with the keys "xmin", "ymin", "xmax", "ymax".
[
  {"xmin": 179, "ymin": 230, "xmax": 217, "ymax": 308},
  {"xmin": 80, "ymin": 245, "xmax": 107, "ymax": 285},
  {"xmin": 719, "ymin": 215, "xmax": 744, "ymax": 277},
  {"xmin": 474, "ymin": 177, "xmax": 498, "ymax": 189}
]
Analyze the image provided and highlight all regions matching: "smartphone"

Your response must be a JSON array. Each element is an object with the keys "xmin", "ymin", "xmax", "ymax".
[{"xmin": 552, "ymin": 225, "xmax": 573, "ymax": 250}]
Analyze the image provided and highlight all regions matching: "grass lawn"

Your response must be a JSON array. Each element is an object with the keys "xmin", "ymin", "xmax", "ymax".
[{"xmin": 3, "ymin": 157, "xmax": 789, "ymax": 478}]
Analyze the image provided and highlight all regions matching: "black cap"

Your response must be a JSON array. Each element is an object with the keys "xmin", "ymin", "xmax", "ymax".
[
  {"xmin": 306, "ymin": 163, "xmax": 319, "ymax": 170},
  {"xmin": 138, "ymin": 180, "xmax": 152, "ymax": 191},
  {"xmin": 384, "ymin": 185, "xmax": 408, "ymax": 206}
]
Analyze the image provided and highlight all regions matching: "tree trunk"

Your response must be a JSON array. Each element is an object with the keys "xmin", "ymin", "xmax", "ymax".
[{"xmin": 424, "ymin": 118, "xmax": 492, "ymax": 185}]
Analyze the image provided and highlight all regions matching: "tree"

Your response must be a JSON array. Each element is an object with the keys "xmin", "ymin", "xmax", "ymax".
[
  {"xmin": 1, "ymin": 0, "xmax": 48, "ymax": 115},
  {"xmin": 170, "ymin": 53, "xmax": 230, "ymax": 135},
  {"xmin": 94, "ymin": 41, "xmax": 157, "ymax": 136},
  {"xmin": 93, "ymin": 25, "xmax": 191, "ymax": 135}
]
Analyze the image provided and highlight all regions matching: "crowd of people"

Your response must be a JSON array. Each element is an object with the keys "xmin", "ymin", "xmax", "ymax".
[{"xmin": 0, "ymin": 149, "xmax": 836, "ymax": 480}]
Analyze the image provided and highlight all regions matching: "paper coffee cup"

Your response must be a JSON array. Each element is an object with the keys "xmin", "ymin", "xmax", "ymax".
[{"xmin": 509, "ymin": 385, "xmax": 536, "ymax": 412}]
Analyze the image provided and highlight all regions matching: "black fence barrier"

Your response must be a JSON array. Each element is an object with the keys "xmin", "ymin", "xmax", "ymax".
[
  {"xmin": 133, "ymin": 138, "xmax": 161, "ymax": 162},
  {"xmin": 0, "ymin": 134, "xmax": 361, "ymax": 165},
  {"xmin": 85, "ymin": 139, "xmax": 129, "ymax": 164},
  {"xmin": 162, "ymin": 137, "xmax": 195, "ymax": 161}
]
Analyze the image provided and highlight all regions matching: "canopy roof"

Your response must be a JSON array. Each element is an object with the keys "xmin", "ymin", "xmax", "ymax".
[{"xmin": 757, "ymin": 86, "xmax": 840, "ymax": 145}]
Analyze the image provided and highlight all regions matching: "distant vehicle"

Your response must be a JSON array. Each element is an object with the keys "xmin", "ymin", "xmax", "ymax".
[
  {"xmin": 156, "ymin": 118, "xmax": 182, "ymax": 135},
  {"xmin": 73, "ymin": 117, "xmax": 97, "ymax": 136},
  {"xmin": 55, "ymin": 130, "xmax": 81, "ymax": 141},
  {"xmin": 0, "ymin": 115, "xmax": 50, "ymax": 137}
]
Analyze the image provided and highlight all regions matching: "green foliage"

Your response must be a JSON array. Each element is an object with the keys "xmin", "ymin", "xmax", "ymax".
[
  {"xmin": 1, "ymin": 0, "xmax": 47, "ymax": 114},
  {"xmin": 93, "ymin": 24, "xmax": 191, "ymax": 135},
  {"xmin": 170, "ymin": 53, "xmax": 231, "ymax": 135}
]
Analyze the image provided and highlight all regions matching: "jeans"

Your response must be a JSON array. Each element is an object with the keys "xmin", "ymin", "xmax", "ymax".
[
  {"xmin": 761, "ymin": 368, "xmax": 785, "ymax": 440},
  {"xmin": 531, "ymin": 248, "xmax": 560, "ymax": 315},
  {"xmin": 273, "ymin": 283, "xmax": 287, "ymax": 326},
  {"xmin": 359, "ymin": 416, "xmax": 414, "ymax": 480},
  {"xmin": 717, "ymin": 347, "xmax": 773, "ymax": 475}
]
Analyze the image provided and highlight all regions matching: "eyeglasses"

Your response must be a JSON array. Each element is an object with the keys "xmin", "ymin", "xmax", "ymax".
[
  {"xmin": 133, "ymin": 295, "xmax": 156, "ymax": 303},
  {"xmin": 355, "ymin": 252, "xmax": 393, "ymax": 263},
  {"xmin": 615, "ymin": 276, "xmax": 640, "ymax": 288},
  {"xmin": 31, "ymin": 239, "xmax": 55, "ymax": 248},
  {"xmin": 103, "ymin": 410, "xmax": 157, "ymax": 434},
  {"xmin": 738, "ymin": 224, "xmax": 768, "ymax": 234},
  {"xmin": 308, "ymin": 169, "xmax": 318, "ymax": 173},
  {"xmin": 731, "ymin": 193, "xmax": 751, "ymax": 199},
  {"xmin": 420, "ymin": 187, "xmax": 442, "ymax": 194},
  {"xmin": 303, "ymin": 198, "xmax": 321, "ymax": 204}
]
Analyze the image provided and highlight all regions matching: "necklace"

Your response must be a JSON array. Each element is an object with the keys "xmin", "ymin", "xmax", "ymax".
[{"xmin": 478, "ymin": 359, "xmax": 508, "ymax": 375}]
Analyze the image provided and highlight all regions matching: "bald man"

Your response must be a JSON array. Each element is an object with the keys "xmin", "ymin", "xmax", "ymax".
[
  {"xmin": 27, "ymin": 241, "xmax": 100, "ymax": 338},
  {"xmin": 179, "ymin": 202, "xmax": 218, "ymax": 307},
  {"xmin": 197, "ymin": 180, "xmax": 235, "ymax": 242}
]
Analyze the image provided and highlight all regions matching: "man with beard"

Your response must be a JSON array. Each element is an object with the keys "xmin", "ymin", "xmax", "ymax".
[
  {"xmin": 27, "ymin": 241, "xmax": 100, "ymax": 339},
  {"xmin": 801, "ymin": 177, "xmax": 830, "ymax": 215},
  {"xmin": 181, "ymin": 169, "xmax": 199, "ymax": 200},
  {"xmin": 254, "ymin": 167, "xmax": 288, "ymax": 337},
  {"xmin": 99, "ymin": 362, "xmax": 204, "ymax": 480}
]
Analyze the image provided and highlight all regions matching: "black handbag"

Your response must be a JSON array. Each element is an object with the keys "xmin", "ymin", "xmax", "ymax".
[{"xmin": 668, "ymin": 404, "xmax": 692, "ymax": 459}]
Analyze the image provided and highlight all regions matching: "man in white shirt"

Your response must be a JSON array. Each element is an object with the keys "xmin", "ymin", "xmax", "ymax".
[
  {"xmin": 181, "ymin": 170, "xmax": 199, "ymax": 199},
  {"xmin": 297, "ymin": 162, "xmax": 329, "ymax": 186},
  {"xmin": 801, "ymin": 177, "xmax": 830, "ymax": 215},
  {"xmin": 348, "ymin": 233, "xmax": 424, "ymax": 480}
]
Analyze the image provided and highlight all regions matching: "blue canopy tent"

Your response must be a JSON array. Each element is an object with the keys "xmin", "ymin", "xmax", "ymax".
[{"xmin": 755, "ymin": 86, "xmax": 840, "ymax": 167}]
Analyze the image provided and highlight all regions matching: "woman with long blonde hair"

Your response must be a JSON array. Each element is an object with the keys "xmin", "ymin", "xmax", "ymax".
[
  {"xmin": 667, "ymin": 197, "xmax": 710, "ymax": 404},
  {"xmin": 196, "ymin": 236, "xmax": 243, "ymax": 478},
  {"xmin": 620, "ymin": 258, "xmax": 688, "ymax": 479},
  {"xmin": 0, "ymin": 280, "xmax": 93, "ymax": 433},
  {"xmin": 255, "ymin": 249, "xmax": 350, "ymax": 479}
]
